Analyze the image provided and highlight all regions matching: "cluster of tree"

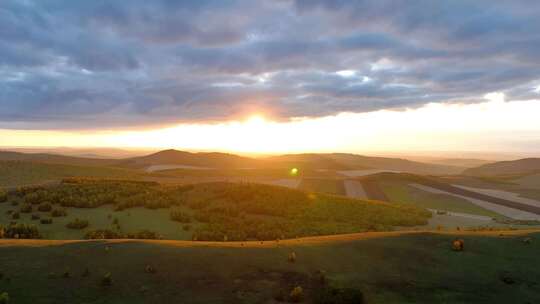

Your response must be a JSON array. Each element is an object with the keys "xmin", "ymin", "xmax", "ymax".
[
  {"xmin": 84, "ymin": 229, "xmax": 161, "ymax": 240},
  {"xmin": 66, "ymin": 218, "xmax": 89, "ymax": 229},
  {"xmin": 0, "ymin": 189, "xmax": 7, "ymax": 203},
  {"xmin": 20, "ymin": 204, "xmax": 33, "ymax": 213},
  {"xmin": 189, "ymin": 185, "xmax": 430, "ymax": 241},
  {"xmin": 15, "ymin": 179, "xmax": 192, "ymax": 211},
  {"xmin": 37, "ymin": 203, "xmax": 52, "ymax": 212},
  {"xmin": 170, "ymin": 209, "xmax": 191, "ymax": 223},
  {"xmin": 209, "ymin": 182, "xmax": 310, "ymax": 216},
  {"xmin": 40, "ymin": 218, "xmax": 53, "ymax": 224},
  {"xmin": 51, "ymin": 208, "xmax": 67, "ymax": 217},
  {"xmin": 9, "ymin": 179, "xmax": 431, "ymax": 241},
  {"xmin": 0, "ymin": 223, "xmax": 41, "ymax": 239}
]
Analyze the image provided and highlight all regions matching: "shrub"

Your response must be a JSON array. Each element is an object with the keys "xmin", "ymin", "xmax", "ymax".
[
  {"xmin": 101, "ymin": 273, "xmax": 112, "ymax": 287},
  {"xmin": 182, "ymin": 224, "xmax": 191, "ymax": 231},
  {"xmin": 24, "ymin": 192, "xmax": 40, "ymax": 205},
  {"xmin": 62, "ymin": 269, "xmax": 71, "ymax": 278},
  {"xmin": 0, "ymin": 189, "xmax": 7, "ymax": 203},
  {"xmin": 51, "ymin": 208, "xmax": 67, "ymax": 217},
  {"xmin": 3, "ymin": 224, "xmax": 41, "ymax": 239},
  {"xmin": 126, "ymin": 230, "xmax": 160, "ymax": 240},
  {"xmin": 66, "ymin": 219, "xmax": 89, "ymax": 230},
  {"xmin": 40, "ymin": 218, "xmax": 53, "ymax": 225},
  {"xmin": 20, "ymin": 204, "xmax": 32, "ymax": 213},
  {"xmin": 38, "ymin": 203, "xmax": 52, "ymax": 212},
  {"xmin": 82, "ymin": 268, "xmax": 90, "ymax": 277},
  {"xmin": 11, "ymin": 212, "xmax": 19, "ymax": 220},
  {"xmin": 289, "ymin": 286, "xmax": 304, "ymax": 303},
  {"xmin": 84, "ymin": 229, "xmax": 161, "ymax": 240},
  {"xmin": 31, "ymin": 214, "xmax": 40, "ymax": 220},
  {"xmin": 144, "ymin": 265, "xmax": 156, "ymax": 274},
  {"xmin": 170, "ymin": 210, "xmax": 191, "ymax": 223},
  {"xmin": 85, "ymin": 229, "xmax": 121, "ymax": 239},
  {"xmin": 10, "ymin": 202, "xmax": 18, "ymax": 206},
  {"xmin": 0, "ymin": 292, "xmax": 9, "ymax": 304},
  {"xmin": 314, "ymin": 288, "xmax": 364, "ymax": 304}
]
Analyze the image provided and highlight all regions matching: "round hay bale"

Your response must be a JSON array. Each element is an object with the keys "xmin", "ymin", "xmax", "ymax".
[
  {"xmin": 452, "ymin": 239, "xmax": 464, "ymax": 251},
  {"xmin": 288, "ymin": 252, "xmax": 297, "ymax": 263}
]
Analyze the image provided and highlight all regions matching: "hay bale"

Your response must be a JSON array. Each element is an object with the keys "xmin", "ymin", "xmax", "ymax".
[
  {"xmin": 452, "ymin": 239, "xmax": 464, "ymax": 251},
  {"xmin": 289, "ymin": 286, "xmax": 304, "ymax": 303},
  {"xmin": 288, "ymin": 252, "xmax": 297, "ymax": 263},
  {"xmin": 145, "ymin": 265, "xmax": 156, "ymax": 274}
]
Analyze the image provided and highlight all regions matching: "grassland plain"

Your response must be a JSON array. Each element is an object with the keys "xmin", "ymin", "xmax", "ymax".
[
  {"xmin": 0, "ymin": 161, "xmax": 142, "ymax": 188},
  {"xmin": 0, "ymin": 204, "xmax": 193, "ymax": 240},
  {"xmin": 0, "ymin": 230, "xmax": 539, "ymax": 303}
]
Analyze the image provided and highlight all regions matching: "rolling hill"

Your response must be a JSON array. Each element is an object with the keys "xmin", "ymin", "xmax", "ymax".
[
  {"xmin": 0, "ymin": 149, "xmax": 466, "ymax": 175},
  {"xmin": 463, "ymin": 158, "xmax": 540, "ymax": 176},
  {"xmin": 327, "ymin": 153, "xmax": 462, "ymax": 174},
  {"xmin": 119, "ymin": 149, "xmax": 261, "ymax": 169},
  {"xmin": 0, "ymin": 150, "xmax": 117, "ymax": 167},
  {"xmin": 269, "ymin": 153, "xmax": 462, "ymax": 174}
]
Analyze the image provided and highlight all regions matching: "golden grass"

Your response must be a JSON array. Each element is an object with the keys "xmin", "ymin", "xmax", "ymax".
[{"xmin": 2, "ymin": 228, "xmax": 539, "ymax": 248}]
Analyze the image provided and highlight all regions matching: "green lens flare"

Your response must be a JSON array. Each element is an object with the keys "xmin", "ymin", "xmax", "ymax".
[{"xmin": 290, "ymin": 168, "xmax": 299, "ymax": 175}]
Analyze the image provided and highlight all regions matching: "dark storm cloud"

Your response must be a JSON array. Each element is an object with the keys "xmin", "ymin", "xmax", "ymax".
[{"xmin": 0, "ymin": 0, "xmax": 539, "ymax": 129}]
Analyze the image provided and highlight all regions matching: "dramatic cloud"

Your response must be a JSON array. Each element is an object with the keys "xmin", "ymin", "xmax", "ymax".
[{"xmin": 1, "ymin": 0, "xmax": 539, "ymax": 129}]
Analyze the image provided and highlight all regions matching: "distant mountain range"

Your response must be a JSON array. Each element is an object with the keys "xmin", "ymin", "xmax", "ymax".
[
  {"xmin": 463, "ymin": 158, "xmax": 540, "ymax": 176},
  {"xmin": 0, "ymin": 149, "xmax": 467, "ymax": 175}
]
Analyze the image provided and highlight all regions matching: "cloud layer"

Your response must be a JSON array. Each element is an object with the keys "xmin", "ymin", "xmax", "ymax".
[{"xmin": 1, "ymin": 0, "xmax": 540, "ymax": 129}]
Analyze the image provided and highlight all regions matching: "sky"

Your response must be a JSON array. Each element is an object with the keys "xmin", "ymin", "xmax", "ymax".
[{"xmin": 1, "ymin": 0, "xmax": 540, "ymax": 155}]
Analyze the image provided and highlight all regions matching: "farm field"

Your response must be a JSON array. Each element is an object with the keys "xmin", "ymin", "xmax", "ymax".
[
  {"xmin": 379, "ymin": 180, "xmax": 503, "ymax": 219},
  {"xmin": 411, "ymin": 184, "xmax": 540, "ymax": 221},
  {"xmin": 343, "ymin": 180, "xmax": 368, "ymax": 199},
  {"xmin": 0, "ymin": 230, "xmax": 539, "ymax": 303},
  {"xmin": 454, "ymin": 185, "xmax": 540, "ymax": 208}
]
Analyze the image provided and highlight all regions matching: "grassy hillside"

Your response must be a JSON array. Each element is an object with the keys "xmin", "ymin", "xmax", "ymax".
[
  {"xmin": 120, "ymin": 149, "xmax": 261, "ymax": 169},
  {"xmin": 0, "ymin": 151, "xmax": 117, "ymax": 167},
  {"xmin": 0, "ymin": 179, "xmax": 430, "ymax": 240},
  {"xmin": 0, "ymin": 149, "xmax": 464, "ymax": 175},
  {"xmin": 327, "ymin": 153, "xmax": 462, "ymax": 175},
  {"xmin": 156, "ymin": 167, "xmax": 342, "ymax": 179},
  {"xmin": 0, "ymin": 161, "xmax": 141, "ymax": 188},
  {"xmin": 268, "ymin": 153, "xmax": 462, "ymax": 174},
  {"xmin": 298, "ymin": 178, "xmax": 346, "ymax": 195},
  {"xmin": 267, "ymin": 154, "xmax": 354, "ymax": 170},
  {"xmin": 463, "ymin": 158, "xmax": 540, "ymax": 176},
  {"xmin": 0, "ymin": 231, "xmax": 539, "ymax": 303}
]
